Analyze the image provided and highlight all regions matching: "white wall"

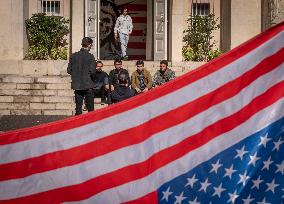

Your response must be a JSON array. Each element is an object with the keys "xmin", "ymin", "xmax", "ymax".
[{"xmin": 0, "ymin": 0, "xmax": 24, "ymax": 60}]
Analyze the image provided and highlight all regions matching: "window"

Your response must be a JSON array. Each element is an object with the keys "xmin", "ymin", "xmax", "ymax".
[
  {"xmin": 38, "ymin": 0, "xmax": 63, "ymax": 16},
  {"xmin": 192, "ymin": 3, "xmax": 210, "ymax": 16}
]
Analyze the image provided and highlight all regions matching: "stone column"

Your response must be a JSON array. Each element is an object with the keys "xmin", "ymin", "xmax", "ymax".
[
  {"xmin": 71, "ymin": 0, "xmax": 85, "ymax": 53},
  {"xmin": 169, "ymin": 0, "xmax": 188, "ymax": 62},
  {"xmin": 231, "ymin": 0, "xmax": 262, "ymax": 48}
]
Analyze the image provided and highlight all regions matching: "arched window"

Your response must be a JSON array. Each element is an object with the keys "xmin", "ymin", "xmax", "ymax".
[{"xmin": 38, "ymin": 0, "xmax": 63, "ymax": 16}]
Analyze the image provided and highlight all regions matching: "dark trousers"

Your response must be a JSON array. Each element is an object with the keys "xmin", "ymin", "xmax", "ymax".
[{"xmin": 74, "ymin": 89, "xmax": 94, "ymax": 115}]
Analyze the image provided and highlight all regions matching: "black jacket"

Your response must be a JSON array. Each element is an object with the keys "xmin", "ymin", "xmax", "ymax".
[
  {"xmin": 91, "ymin": 70, "xmax": 109, "ymax": 90},
  {"xmin": 67, "ymin": 48, "xmax": 96, "ymax": 90},
  {"xmin": 111, "ymin": 85, "xmax": 135, "ymax": 103},
  {"xmin": 109, "ymin": 68, "xmax": 130, "ymax": 87}
]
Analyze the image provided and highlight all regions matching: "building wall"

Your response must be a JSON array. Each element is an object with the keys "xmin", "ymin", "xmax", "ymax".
[
  {"xmin": 231, "ymin": 0, "xmax": 262, "ymax": 48},
  {"xmin": 0, "ymin": 0, "xmax": 24, "ymax": 60}
]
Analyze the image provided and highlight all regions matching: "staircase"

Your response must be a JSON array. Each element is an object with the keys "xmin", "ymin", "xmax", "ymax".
[{"xmin": 0, "ymin": 60, "xmax": 204, "ymax": 116}]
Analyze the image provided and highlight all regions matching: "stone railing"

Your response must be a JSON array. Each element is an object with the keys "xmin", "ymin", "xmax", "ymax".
[{"xmin": 0, "ymin": 60, "xmax": 204, "ymax": 115}]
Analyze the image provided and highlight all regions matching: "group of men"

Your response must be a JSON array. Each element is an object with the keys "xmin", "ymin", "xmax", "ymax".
[{"xmin": 67, "ymin": 37, "xmax": 175, "ymax": 115}]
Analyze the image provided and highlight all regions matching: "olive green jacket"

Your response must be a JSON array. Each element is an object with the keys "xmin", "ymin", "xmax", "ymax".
[{"xmin": 131, "ymin": 69, "xmax": 153, "ymax": 90}]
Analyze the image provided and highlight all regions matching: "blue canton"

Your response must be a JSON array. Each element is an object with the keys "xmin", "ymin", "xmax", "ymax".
[{"xmin": 158, "ymin": 117, "xmax": 284, "ymax": 204}]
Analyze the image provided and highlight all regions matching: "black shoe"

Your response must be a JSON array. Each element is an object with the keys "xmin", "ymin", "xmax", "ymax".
[
  {"xmin": 123, "ymin": 55, "xmax": 128, "ymax": 60},
  {"xmin": 101, "ymin": 98, "xmax": 107, "ymax": 104}
]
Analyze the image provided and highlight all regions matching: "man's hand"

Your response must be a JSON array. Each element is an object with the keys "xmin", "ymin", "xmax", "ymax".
[
  {"xmin": 142, "ymin": 88, "xmax": 148, "ymax": 93},
  {"xmin": 135, "ymin": 88, "xmax": 142, "ymax": 93},
  {"xmin": 114, "ymin": 34, "xmax": 119, "ymax": 41}
]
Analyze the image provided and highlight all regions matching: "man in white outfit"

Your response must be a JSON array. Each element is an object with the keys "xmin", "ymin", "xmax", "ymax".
[{"xmin": 114, "ymin": 8, "xmax": 133, "ymax": 60}]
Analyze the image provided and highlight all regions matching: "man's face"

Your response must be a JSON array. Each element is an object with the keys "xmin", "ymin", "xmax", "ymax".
[
  {"xmin": 114, "ymin": 62, "xmax": 122, "ymax": 70},
  {"xmin": 87, "ymin": 43, "xmax": 93, "ymax": 52},
  {"xmin": 137, "ymin": 64, "xmax": 144, "ymax": 73},
  {"xmin": 96, "ymin": 63, "xmax": 103, "ymax": 71},
  {"xmin": 123, "ymin": 9, "xmax": 128, "ymax": 16},
  {"xmin": 160, "ymin": 63, "xmax": 167, "ymax": 72}
]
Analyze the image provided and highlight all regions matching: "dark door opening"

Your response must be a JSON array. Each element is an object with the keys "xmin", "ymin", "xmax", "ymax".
[{"xmin": 99, "ymin": 0, "xmax": 147, "ymax": 60}]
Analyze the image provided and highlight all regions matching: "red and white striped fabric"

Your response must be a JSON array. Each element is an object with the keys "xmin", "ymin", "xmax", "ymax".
[
  {"xmin": 0, "ymin": 22, "xmax": 283, "ymax": 203},
  {"xmin": 126, "ymin": 0, "xmax": 147, "ymax": 60}
]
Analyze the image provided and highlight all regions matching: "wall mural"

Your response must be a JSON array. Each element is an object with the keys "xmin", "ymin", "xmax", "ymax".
[{"xmin": 100, "ymin": 0, "xmax": 147, "ymax": 60}]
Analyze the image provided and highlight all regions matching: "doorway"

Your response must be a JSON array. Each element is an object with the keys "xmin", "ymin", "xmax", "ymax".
[{"xmin": 85, "ymin": 0, "xmax": 168, "ymax": 60}]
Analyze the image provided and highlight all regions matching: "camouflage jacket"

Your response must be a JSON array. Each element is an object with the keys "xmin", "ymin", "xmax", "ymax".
[{"xmin": 153, "ymin": 68, "xmax": 175, "ymax": 86}]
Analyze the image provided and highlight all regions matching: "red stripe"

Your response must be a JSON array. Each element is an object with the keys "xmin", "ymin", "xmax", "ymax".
[
  {"xmin": 1, "ymin": 48, "xmax": 282, "ymax": 181},
  {"xmin": 127, "ymin": 4, "xmax": 147, "ymax": 12},
  {"xmin": 0, "ymin": 22, "xmax": 282, "ymax": 146},
  {"xmin": 128, "ymin": 42, "xmax": 146, "ymax": 49},
  {"xmin": 132, "ymin": 17, "xmax": 147, "ymax": 23},
  {"xmin": 5, "ymin": 80, "xmax": 284, "ymax": 203},
  {"xmin": 123, "ymin": 191, "xmax": 158, "ymax": 204},
  {"xmin": 131, "ymin": 30, "xmax": 145, "ymax": 36},
  {"xmin": 128, "ymin": 55, "xmax": 146, "ymax": 60}
]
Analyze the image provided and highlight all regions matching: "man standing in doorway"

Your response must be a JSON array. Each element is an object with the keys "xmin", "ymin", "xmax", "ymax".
[
  {"xmin": 114, "ymin": 7, "xmax": 133, "ymax": 60},
  {"xmin": 67, "ymin": 37, "xmax": 96, "ymax": 115}
]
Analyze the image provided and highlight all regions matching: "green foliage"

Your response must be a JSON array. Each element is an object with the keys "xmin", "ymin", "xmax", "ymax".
[
  {"xmin": 50, "ymin": 47, "xmax": 68, "ymax": 60},
  {"xmin": 25, "ymin": 13, "xmax": 69, "ymax": 60},
  {"xmin": 183, "ymin": 14, "xmax": 221, "ymax": 62},
  {"xmin": 26, "ymin": 45, "xmax": 48, "ymax": 60}
]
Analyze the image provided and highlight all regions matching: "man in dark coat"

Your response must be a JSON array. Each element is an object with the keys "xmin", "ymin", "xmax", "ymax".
[
  {"xmin": 108, "ymin": 59, "xmax": 130, "ymax": 91},
  {"xmin": 67, "ymin": 37, "xmax": 96, "ymax": 115},
  {"xmin": 91, "ymin": 60, "xmax": 109, "ymax": 103},
  {"xmin": 111, "ymin": 72, "xmax": 135, "ymax": 103}
]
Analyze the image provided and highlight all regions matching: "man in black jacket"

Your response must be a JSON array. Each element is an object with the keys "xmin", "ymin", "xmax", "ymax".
[
  {"xmin": 111, "ymin": 72, "xmax": 135, "ymax": 103},
  {"xmin": 67, "ymin": 37, "xmax": 96, "ymax": 115},
  {"xmin": 91, "ymin": 60, "xmax": 109, "ymax": 103},
  {"xmin": 107, "ymin": 59, "xmax": 130, "ymax": 91}
]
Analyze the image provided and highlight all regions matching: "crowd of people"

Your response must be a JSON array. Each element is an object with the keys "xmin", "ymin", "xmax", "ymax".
[{"xmin": 67, "ymin": 37, "xmax": 175, "ymax": 115}]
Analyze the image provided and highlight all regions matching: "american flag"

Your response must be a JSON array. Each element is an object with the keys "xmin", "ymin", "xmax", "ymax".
[{"xmin": 0, "ymin": 22, "xmax": 283, "ymax": 203}]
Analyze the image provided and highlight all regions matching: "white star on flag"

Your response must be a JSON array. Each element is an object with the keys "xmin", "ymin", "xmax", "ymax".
[
  {"xmin": 258, "ymin": 134, "xmax": 271, "ymax": 147},
  {"xmin": 228, "ymin": 190, "xmax": 239, "ymax": 203},
  {"xmin": 174, "ymin": 192, "xmax": 186, "ymax": 204},
  {"xmin": 234, "ymin": 146, "xmax": 248, "ymax": 160},
  {"xmin": 251, "ymin": 175, "xmax": 264, "ymax": 190},
  {"xmin": 189, "ymin": 197, "xmax": 200, "ymax": 204},
  {"xmin": 272, "ymin": 138, "xmax": 283, "ymax": 151},
  {"xmin": 199, "ymin": 178, "xmax": 211, "ymax": 192},
  {"xmin": 275, "ymin": 160, "xmax": 284, "ymax": 175},
  {"xmin": 161, "ymin": 186, "xmax": 173, "ymax": 202},
  {"xmin": 210, "ymin": 160, "xmax": 222, "ymax": 174},
  {"xmin": 248, "ymin": 152, "xmax": 261, "ymax": 166},
  {"xmin": 265, "ymin": 179, "xmax": 279, "ymax": 194},
  {"xmin": 242, "ymin": 194, "xmax": 254, "ymax": 204},
  {"xmin": 257, "ymin": 197, "xmax": 270, "ymax": 204},
  {"xmin": 262, "ymin": 156, "xmax": 273, "ymax": 171},
  {"xmin": 224, "ymin": 164, "xmax": 237, "ymax": 179},
  {"xmin": 185, "ymin": 174, "xmax": 198, "ymax": 188},
  {"xmin": 238, "ymin": 171, "xmax": 250, "ymax": 186},
  {"xmin": 212, "ymin": 183, "xmax": 226, "ymax": 198}
]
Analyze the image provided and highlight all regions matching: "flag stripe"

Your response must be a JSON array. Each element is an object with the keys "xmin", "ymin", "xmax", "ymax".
[
  {"xmin": 0, "ymin": 48, "xmax": 283, "ymax": 182},
  {"xmin": 0, "ymin": 25, "xmax": 282, "ymax": 145},
  {"xmin": 127, "ymin": 4, "xmax": 147, "ymax": 11},
  {"xmin": 1, "ymin": 32, "xmax": 283, "ymax": 169},
  {"xmin": 132, "ymin": 17, "xmax": 147, "ymax": 23},
  {"xmin": 4, "ymin": 80, "xmax": 284, "ymax": 203},
  {"xmin": 2, "ymin": 63, "xmax": 283, "ymax": 200}
]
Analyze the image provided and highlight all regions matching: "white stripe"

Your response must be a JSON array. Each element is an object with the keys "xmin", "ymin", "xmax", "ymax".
[
  {"xmin": 0, "ymin": 32, "xmax": 283, "ymax": 166},
  {"xmin": 131, "ymin": 23, "xmax": 146, "ymax": 30},
  {"xmin": 1, "ymin": 64, "xmax": 283, "ymax": 199},
  {"xmin": 70, "ymin": 96, "xmax": 284, "ymax": 204}
]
